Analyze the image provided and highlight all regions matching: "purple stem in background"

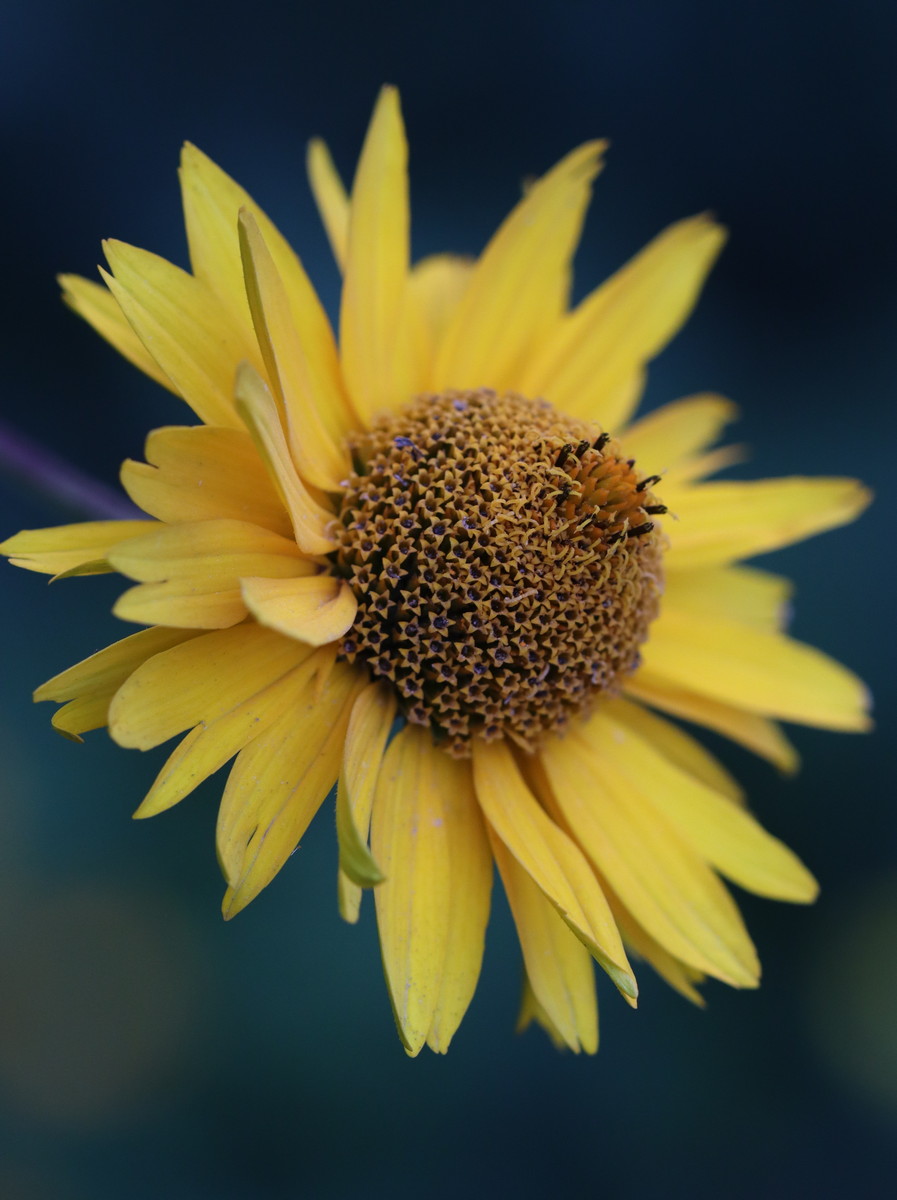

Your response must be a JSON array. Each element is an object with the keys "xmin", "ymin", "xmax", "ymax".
[{"xmin": 0, "ymin": 420, "xmax": 141, "ymax": 521}]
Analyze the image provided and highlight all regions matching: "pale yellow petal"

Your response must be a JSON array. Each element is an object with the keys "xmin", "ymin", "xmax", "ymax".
[
  {"xmin": 434, "ymin": 142, "xmax": 606, "ymax": 393},
  {"xmin": 238, "ymin": 211, "xmax": 352, "ymax": 490},
  {"xmin": 625, "ymin": 670, "xmax": 799, "ymax": 773},
  {"xmin": 339, "ymin": 86, "xmax": 415, "ymax": 424},
  {"xmin": 492, "ymin": 832, "xmax": 598, "ymax": 1054},
  {"xmin": 519, "ymin": 215, "xmax": 726, "ymax": 428},
  {"xmin": 471, "ymin": 739, "xmax": 636, "ymax": 1002},
  {"xmin": 621, "ymin": 393, "xmax": 739, "ymax": 469},
  {"xmin": 1, "ymin": 520, "xmax": 154, "ymax": 576},
  {"xmin": 664, "ymin": 477, "xmax": 872, "ymax": 568},
  {"xmin": 59, "ymin": 274, "xmax": 177, "ymax": 392},
  {"xmin": 120, "ymin": 425, "xmax": 292, "ymax": 537},
  {"xmin": 134, "ymin": 647, "xmax": 322, "ymax": 818},
  {"xmin": 663, "ymin": 565, "xmax": 793, "ymax": 634},
  {"xmin": 541, "ymin": 727, "xmax": 760, "ymax": 987},
  {"xmin": 35, "ymin": 626, "xmax": 200, "ymax": 740},
  {"xmin": 108, "ymin": 623, "xmax": 307, "ymax": 750},
  {"xmin": 306, "ymin": 138, "xmax": 349, "ymax": 271},
  {"xmin": 101, "ymin": 242, "xmax": 261, "ymax": 428},
  {"xmin": 336, "ymin": 682, "xmax": 396, "ymax": 923},
  {"xmin": 218, "ymin": 663, "xmax": 362, "ymax": 917},
  {"xmin": 586, "ymin": 711, "xmax": 818, "ymax": 903},
  {"xmin": 242, "ymin": 574, "xmax": 356, "ymax": 647},
  {"xmin": 606, "ymin": 695, "xmax": 743, "ymax": 803},
  {"xmin": 234, "ymin": 363, "xmax": 336, "ymax": 555},
  {"xmin": 642, "ymin": 608, "xmax": 871, "ymax": 731},
  {"xmin": 371, "ymin": 727, "xmax": 492, "ymax": 1056}
]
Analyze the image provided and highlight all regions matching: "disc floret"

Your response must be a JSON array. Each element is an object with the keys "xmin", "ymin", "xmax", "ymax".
[{"xmin": 332, "ymin": 389, "xmax": 664, "ymax": 755}]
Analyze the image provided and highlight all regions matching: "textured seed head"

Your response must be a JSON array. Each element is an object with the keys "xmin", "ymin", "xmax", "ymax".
[{"xmin": 332, "ymin": 389, "xmax": 664, "ymax": 756}]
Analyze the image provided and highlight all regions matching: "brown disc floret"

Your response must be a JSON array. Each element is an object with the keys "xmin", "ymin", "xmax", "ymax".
[{"xmin": 331, "ymin": 389, "xmax": 665, "ymax": 756}]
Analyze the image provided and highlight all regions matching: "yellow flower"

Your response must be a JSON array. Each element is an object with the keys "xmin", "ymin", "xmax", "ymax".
[{"xmin": 2, "ymin": 87, "xmax": 871, "ymax": 1056}]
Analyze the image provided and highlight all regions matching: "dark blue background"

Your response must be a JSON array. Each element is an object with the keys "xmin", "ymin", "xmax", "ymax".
[{"xmin": 1, "ymin": 2, "xmax": 895, "ymax": 1197}]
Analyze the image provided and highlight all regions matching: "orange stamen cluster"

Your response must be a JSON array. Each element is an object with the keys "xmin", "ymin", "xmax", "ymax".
[{"xmin": 332, "ymin": 389, "xmax": 664, "ymax": 756}]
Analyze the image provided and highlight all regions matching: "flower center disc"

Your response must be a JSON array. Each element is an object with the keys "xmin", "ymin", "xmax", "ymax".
[{"xmin": 332, "ymin": 389, "xmax": 664, "ymax": 756}]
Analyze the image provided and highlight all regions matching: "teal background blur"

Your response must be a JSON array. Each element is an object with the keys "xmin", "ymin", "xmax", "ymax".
[{"xmin": 1, "ymin": 2, "xmax": 895, "ymax": 1197}]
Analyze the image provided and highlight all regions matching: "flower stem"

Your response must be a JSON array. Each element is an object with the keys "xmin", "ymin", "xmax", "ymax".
[{"xmin": 0, "ymin": 420, "xmax": 140, "ymax": 521}]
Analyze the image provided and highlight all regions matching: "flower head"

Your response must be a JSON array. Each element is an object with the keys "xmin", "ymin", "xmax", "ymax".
[{"xmin": 2, "ymin": 88, "xmax": 871, "ymax": 1055}]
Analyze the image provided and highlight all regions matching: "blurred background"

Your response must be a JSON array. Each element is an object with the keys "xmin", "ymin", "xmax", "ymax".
[{"xmin": 1, "ymin": 1, "xmax": 895, "ymax": 1196}]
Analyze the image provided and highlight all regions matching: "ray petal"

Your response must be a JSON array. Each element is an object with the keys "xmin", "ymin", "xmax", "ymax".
[
  {"xmin": 242, "ymin": 574, "xmax": 357, "ymax": 647},
  {"xmin": 642, "ymin": 608, "xmax": 872, "ymax": 731},
  {"xmin": 371, "ymin": 726, "xmax": 492, "ymax": 1056},
  {"xmin": 336, "ymin": 682, "xmax": 396, "ymax": 922},
  {"xmin": 519, "ymin": 216, "xmax": 726, "ymax": 429},
  {"xmin": 434, "ymin": 142, "xmax": 607, "ymax": 393},
  {"xmin": 1, "ymin": 520, "xmax": 154, "ymax": 576},
  {"xmin": 306, "ymin": 138, "xmax": 350, "ymax": 271},
  {"xmin": 339, "ymin": 86, "xmax": 415, "ymax": 424},
  {"xmin": 664, "ymin": 477, "xmax": 872, "ymax": 568},
  {"xmin": 120, "ymin": 425, "xmax": 292, "ymax": 536},
  {"xmin": 541, "ymin": 727, "xmax": 760, "ymax": 987},
  {"xmin": 238, "ymin": 211, "xmax": 352, "ymax": 490},
  {"xmin": 472, "ymin": 739, "xmax": 636, "ymax": 1003},
  {"xmin": 59, "ymin": 274, "xmax": 177, "ymax": 392},
  {"xmin": 218, "ymin": 663, "xmax": 362, "ymax": 917},
  {"xmin": 492, "ymin": 832, "xmax": 598, "ymax": 1054},
  {"xmin": 101, "ymin": 241, "xmax": 261, "ymax": 428}
]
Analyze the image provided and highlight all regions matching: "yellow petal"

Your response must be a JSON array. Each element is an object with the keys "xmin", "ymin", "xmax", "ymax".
[
  {"xmin": 642, "ymin": 608, "xmax": 871, "ymax": 732},
  {"xmin": 606, "ymin": 696, "xmax": 743, "ymax": 804},
  {"xmin": 120, "ymin": 425, "xmax": 292, "ymax": 537},
  {"xmin": 336, "ymin": 682, "xmax": 396, "ymax": 923},
  {"xmin": 339, "ymin": 86, "xmax": 415, "ymax": 424},
  {"xmin": 59, "ymin": 274, "xmax": 177, "ymax": 393},
  {"xmin": 409, "ymin": 255, "xmax": 474, "ymax": 349},
  {"xmin": 108, "ymin": 623, "xmax": 306, "ymax": 750},
  {"xmin": 515, "ymin": 979, "xmax": 571, "ymax": 1051},
  {"xmin": 1, "ymin": 520, "xmax": 154, "ymax": 576},
  {"xmin": 492, "ymin": 832, "xmax": 598, "ymax": 1054},
  {"xmin": 110, "ymin": 519, "xmax": 316, "ymax": 628},
  {"xmin": 238, "ymin": 211, "xmax": 352, "ymax": 490},
  {"xmin": 588, "ymin": 711, "xmax": 818, "ymax": 903},
  {"xmin": 112, "ymin": 580, "xmax": 247, "ymax": 629},
  {"xmin": 35, "ymin": 626, "xmax": 200, "ymax": 739},
  {"xmin": 234, "ymin": 363, "xmax": 336, "ymax": 555},
  {"xmin": 610, "ymin": 899, "xmax": 706, "ymax": 1006},
  {"xmin": 664, "ymin": 477, "xmax": 872, "ymax": 568},
  {"xmin": 217, "ymin": 662, "xmax": 362, "ymax": 917},
  {"xmin": 519, "ymin": 215, "xmax": 726, "ymax": 429},
  {"xmin": 541, "ymin": 726, "xmax": 760, "ymax": 987},
  {"xmin": 134, "ymin": 647, "xmax": 321, "ymax": 818},
  {"xmin": 434, "ymin": 141, "xmax": 606, "ymax": 393},
  {"xmin": 625, "ymin": 670, "xmax": 799, "ymax": 773},
  {"xmin": 662, "ymin": 564, "xmax": 793, "ymax": 634},
  {"xmin": 242, "ymin": 574, "xmax": 357, "ymax": 647},
  {"xmin": 306, "ymin": 138, "xmax": 350, "ymax": 271},
  {"xmin": 371, "ymin": 727, "xmax": 492, "ymax": 1056},
  {"xmin": 107, "ymin": 518, "xmax": 310, "ymax": 630},
  {"xmin": 621, "ymin": 393, "xmax": 738, "ymax": 469},
  {"xmin": 101, "ymin": 242, "xmax": 260, "ymax": 428},
  {"xmin": 471, "ymin": 739, "xmax": 636, "ymax": 1002},
  {"xmin": 662, "ymin": 443, "xmax": 748, "ymax": 488}
]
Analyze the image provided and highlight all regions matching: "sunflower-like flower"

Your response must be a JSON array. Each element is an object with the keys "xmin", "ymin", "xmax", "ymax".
[{"xmin": 3, "ymin": 88, "xmax": 871, "ymax": 1055}]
